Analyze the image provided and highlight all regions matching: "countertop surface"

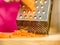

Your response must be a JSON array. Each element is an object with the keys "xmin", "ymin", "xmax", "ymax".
[
  {"xmin": 0, "ymin": 34, "xmax": 60, "ymax": 45},
  {"xmin": 0, "ymin": 34, "xmax": 60, "ymax": 40}
]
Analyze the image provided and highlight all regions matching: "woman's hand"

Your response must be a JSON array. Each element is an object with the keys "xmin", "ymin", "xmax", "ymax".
[
  {"xmin": 4, "ymin": 0, "xmax": 35, "ymax": 11},
  {"xmin": 0, "ymin": 0, "xmax": 20, "ymax": 32}
]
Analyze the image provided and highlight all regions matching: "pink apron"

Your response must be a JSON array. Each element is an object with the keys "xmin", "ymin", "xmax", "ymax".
[{"xmin": 0, "ymin": 0, "xmax": 20, "ymax": 32}]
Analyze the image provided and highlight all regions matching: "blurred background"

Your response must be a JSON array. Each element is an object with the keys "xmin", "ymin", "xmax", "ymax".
[{"xmin": 49, "ymin": 0, "xmax": 60, "ymax": 34}]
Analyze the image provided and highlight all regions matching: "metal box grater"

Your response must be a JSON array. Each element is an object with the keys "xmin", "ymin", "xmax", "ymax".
[{"xmin": 16, "ymin": 0, "xmax": 52, "ymax": 34}]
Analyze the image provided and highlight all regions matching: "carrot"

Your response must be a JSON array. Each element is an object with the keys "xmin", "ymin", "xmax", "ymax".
[
  {"xmin": 21, "ymin": 0, "xmax": 35, "ymax": 11},
  {"xmin": 0, "ymin": 29, "xmax": 44, "ymax": 38}
]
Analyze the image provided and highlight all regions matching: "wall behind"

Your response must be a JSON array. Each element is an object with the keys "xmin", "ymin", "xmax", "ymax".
[
  {"xmin": 49, "ymin": 0, "xmax": 59, "ymax": 34},
  {"xmin": 58, "ymin": 0, "xmax": 60, "ymax": 32}
]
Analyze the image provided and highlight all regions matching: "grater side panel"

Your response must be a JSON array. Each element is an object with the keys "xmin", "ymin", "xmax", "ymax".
[{"xmin": 17, "ymin": 21, "xmax": 49, "ymax": 34}]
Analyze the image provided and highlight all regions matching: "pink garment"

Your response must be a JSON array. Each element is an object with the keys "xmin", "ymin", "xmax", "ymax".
[{"xmin": 0, "ymin": 0, "xmax": 20, "ymax": 32}]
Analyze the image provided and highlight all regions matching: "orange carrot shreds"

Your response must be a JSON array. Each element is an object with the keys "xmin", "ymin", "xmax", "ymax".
[
  {"xmin": 0, "ymin": 29, "xmax": 45, "ymax": 38},
  {"xmin": 21, "ymin": 0, "xmax": 35, "ymax": 11},
  {"xmin": 0, "ymin": 33, "xmax": 10, "ymax": 38}
]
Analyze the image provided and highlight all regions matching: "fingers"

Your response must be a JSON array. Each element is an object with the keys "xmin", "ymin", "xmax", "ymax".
[
  {"xmin": 10, "ymin": 0, "xmax": 20, "ymax": 2},
  {"xmin": 4, "ymin": 0, "xmax": 10, "ymax": 2},
  {"xmin": 4, "ymin": 0, "xmax": 20, "ymax": 2}
]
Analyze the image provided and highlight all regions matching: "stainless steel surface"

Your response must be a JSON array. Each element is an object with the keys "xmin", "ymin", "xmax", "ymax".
[
  {"xmin": 16, "ymin": 0, "xmax": 52, "ymax": 34},
  {"xmin": 17, "ymin": 0, "xmax": 51, "ymax": 21}
]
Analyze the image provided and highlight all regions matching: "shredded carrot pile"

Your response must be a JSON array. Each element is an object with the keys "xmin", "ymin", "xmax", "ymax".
[{"xmin": 0, "ymin": 29, "xmax": 44, "ymax": 38}]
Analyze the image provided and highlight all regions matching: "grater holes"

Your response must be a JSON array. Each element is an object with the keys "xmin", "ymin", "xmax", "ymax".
[
  {"xmin": 24, "ymin": 15, "xmax": 27, "ymax": 19},
  {"xmin": 17, "ymin": 0, "xmax": 51, "ymax": 21},
  {"xmin": 36, "ymin": 6, "xmax": 39, "ymax": 9},
  {"xmin": 29, "ymin": 15, "xmax": 33, "ymax": 18},
  {"xmin": 37, "ymin": 10, "xmax": 41, "ymax": 14},
  {"xmin": 40, "ymin": 0, "xmax": 44, "ymax": 5},
  {"xmin": 40, "ymin": 0, "xmax": 42, "ymax": 3},
  {"xmin": 28, "ymin": 10, "xmax": 31, "ymax": 14},
  {"xmin": 23, "ymin": 10, "xmax": 26, "ymax": 13},
  {"xmin": 44, "ymin": 0, "xmax": 47, "ymax": 4},
  {"xmin": 34, "ymin": 16, "xmax": 37, "ymax": 19},
  {"xmin": 42, "ymin": 11, "xmax": 46, "ymax": 14},
  {"xmin": 33, "ymin": 10, "xmax": 36, "ymax": 14},
  {"xmin": 19, "ymin": 15, "xmax": 22, "ymax": 19},
  {"xmin": 33, "ymin": 11, "xmax": 35, "ymax": 14},
  {"xmin": 39, "ymin": 16, "xmax": 42, "ymax": 19},
  {"xmin": 22, "ymin": 5, "xmax": 25, "ymax": 8},
  {"xmin": 35, "ymin": 0, "xmax": 38, "ymax": 3},
  {"xmin": 41, "ymin": 5, "xmax": 44, "ymax": 9}
]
